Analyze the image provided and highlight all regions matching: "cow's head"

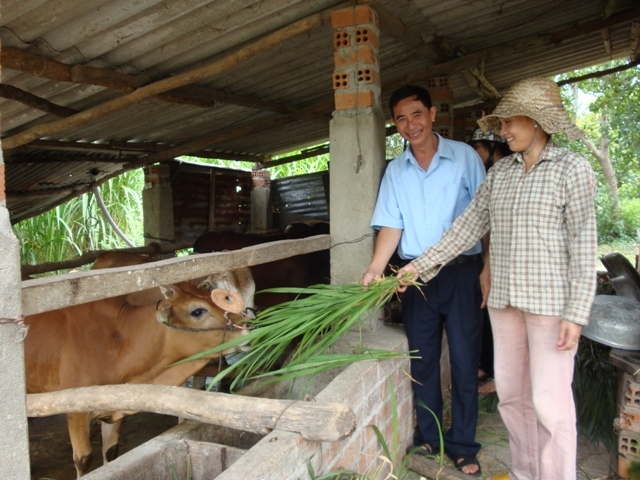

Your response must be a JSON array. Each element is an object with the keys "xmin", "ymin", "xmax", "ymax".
[
  {"xmin": 155, "ymin": 282, "xmax": 249, "ymax": 356},
  {"xmin": 198, "ymin": 267, "xmax": 256, "ymax": 319}
]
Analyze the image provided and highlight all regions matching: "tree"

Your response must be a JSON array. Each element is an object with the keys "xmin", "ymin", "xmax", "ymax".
[{"xmin": 557, "ymin": 62, "xmax": 640, "ymax": 241}]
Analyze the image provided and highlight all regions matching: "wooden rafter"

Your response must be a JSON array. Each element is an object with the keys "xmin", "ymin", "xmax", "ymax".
[
  {"xmin": 0, "ymin": 47, "xmax": 294, "ymax": 113},
  {"xmin": 0, "ymin": 84, "xmax": 78, "ymax": 118},
  {"xmin": 1, "ymin": 10, "xmax": 330, "ymax": 151}
]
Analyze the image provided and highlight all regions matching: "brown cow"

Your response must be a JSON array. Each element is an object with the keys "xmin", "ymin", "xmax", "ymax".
[
  {"xmin": 91, "ymin": 251, "xmax": 256, "ymax": 314},
  {"xmin": 192, "ymin": 221, "xmax": 330, "ymax": 309},
  {"xmin": 24, "ymin": 282, "xmax": 249, "ymax": 477}
]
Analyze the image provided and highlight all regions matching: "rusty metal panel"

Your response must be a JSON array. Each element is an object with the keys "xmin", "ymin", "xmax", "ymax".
[
  {"xmin": 168, "ymin": 162, "xmax": 251, "ymax": 245},
  {"xmin": 271, "ymin": 171, "xmax": 329, "ymax": 222}
]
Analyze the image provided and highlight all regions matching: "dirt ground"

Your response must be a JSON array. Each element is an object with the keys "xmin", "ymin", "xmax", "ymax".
[{"xmin": 29, "ymin": 412, "xmax": 179, "ymax": 480}]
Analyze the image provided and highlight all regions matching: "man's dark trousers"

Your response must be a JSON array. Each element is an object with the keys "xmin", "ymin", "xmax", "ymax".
[{"xmin": 401, "ymin": 259, "xmax": 484, "ymax": 458}]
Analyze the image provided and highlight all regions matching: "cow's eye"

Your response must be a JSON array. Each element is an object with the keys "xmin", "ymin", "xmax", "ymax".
[{"xmin": 190, "ymin": 308, "xmax": 207, "ymax": 318}]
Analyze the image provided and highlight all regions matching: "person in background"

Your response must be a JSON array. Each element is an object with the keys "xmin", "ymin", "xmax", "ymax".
[
  {"xmin": 468, "ymin": 128, "xmax": 513, "ymax": 395},
  {"xmin": 360, "ymin": 84, "xmax": 487, "ymax": 477},
  {"xmin": 397, "ymin": 76, "xmax": 597, "ymax": 480}
]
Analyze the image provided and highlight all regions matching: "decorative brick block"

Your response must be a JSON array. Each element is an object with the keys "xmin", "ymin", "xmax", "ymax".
[
  {"xmin": 332, "ymin": 72, "xmax": 350, "ymax": 90},
  {"xmin": 357, "ymin": 67, "xmax": 379, "ymax": 87},
  {"xmin": 330, "ymin": 6, "xmax": 379, "ymax": 29},
  {"xmin": 334, "ymin": 89, "xmax": 377, "ymax": 110},
  {"xmin": 623, "ymin": 373, "xmax": 640, "ymax": 413},
  {"xmin": 427, "ymin": 77, "xmax": 451, "ymax": 89},
  {"xmin": 619, "ymin": 430, "xmax": 640, "ymax": 456},
  {"xmin": 355, "ymin": 27, "xmax": 379, "ymax": 48},
  {"xmin": 334, "ymin": 31, "xmax": 350, "ymax": 49}
]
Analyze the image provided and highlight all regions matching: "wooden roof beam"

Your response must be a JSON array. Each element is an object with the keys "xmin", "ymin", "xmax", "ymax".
[{"xmin": 0, "ymin": 47, "xmax": 295, "ymax": 113}]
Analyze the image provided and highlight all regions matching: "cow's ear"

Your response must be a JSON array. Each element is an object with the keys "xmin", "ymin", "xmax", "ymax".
[
  {"xmin": 159, "ymin": 285, "xmax": 177, "ymax": 300},
  {"xmin": 155, "ymin": 301, "xmax": 172, "ymax": 325},
  {"xmin": 211, "ymin": 288, "xmax": 245, "ymax": 314}
]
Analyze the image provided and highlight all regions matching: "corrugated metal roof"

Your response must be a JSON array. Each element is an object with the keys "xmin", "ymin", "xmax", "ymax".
[{"xmin": 2, "ymin": 0, "xmax": 639, "ymax": 223}]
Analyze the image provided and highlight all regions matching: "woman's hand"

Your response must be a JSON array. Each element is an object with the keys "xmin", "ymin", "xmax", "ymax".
[
  {"xmin": 396, "ymin": 263, "xmax": 419, "ymax": 292},
  {"xmin": 557, "ymin": 320, "xmax": 581, "ymax": 351}
]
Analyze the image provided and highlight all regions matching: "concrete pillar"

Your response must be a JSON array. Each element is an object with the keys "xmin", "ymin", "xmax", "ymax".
[
  {"xmin": 0, "ymin": 149, "xmax": 32, "ymax": 477},
  {"xmin": 249, "ymin": 168, "xmax": 272, "ymax": 233},
  {"xmin": 329, "ymin": 6, "xmax": 386, "ymax": 331},
  {"xmin": 143, "ymin": 165, "xmax": 175, "ymax": 245}
]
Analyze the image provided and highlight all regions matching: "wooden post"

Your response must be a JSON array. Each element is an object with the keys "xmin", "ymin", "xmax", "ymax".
[{"xmin": 26, "ymin": 384, "xmax": 356, "ymax": 442}]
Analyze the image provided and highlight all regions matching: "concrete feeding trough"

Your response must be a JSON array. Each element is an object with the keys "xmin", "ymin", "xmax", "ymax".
[{"xmin": 68, "ymin": 326, "xmax": 414, "ymax": 479}]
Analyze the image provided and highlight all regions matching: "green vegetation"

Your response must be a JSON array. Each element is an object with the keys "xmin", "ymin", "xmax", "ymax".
[
  {"xmin": 178, "ymin": 276, "xmax": 417, "ymax": 391},
  {"xmin": 14, "ymin": 170, "xmax": 144, "ymax": 273}
]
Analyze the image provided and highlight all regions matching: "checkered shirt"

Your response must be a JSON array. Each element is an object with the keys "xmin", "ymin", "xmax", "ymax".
[{"xmin": 412, "ymin": 141, "xmax": 597, "ymax": 325}]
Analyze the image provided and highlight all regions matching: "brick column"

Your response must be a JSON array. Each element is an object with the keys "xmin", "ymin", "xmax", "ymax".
[{"xmin": 329, "ymin": 6, "xmax": 386, "ymax": 331}]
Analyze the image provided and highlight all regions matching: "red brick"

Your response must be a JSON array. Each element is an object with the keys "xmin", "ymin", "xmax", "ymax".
[
  {"xmin": 334, "ymin": 89, "xmax": 377, "ymax": 110},
  {"xmin": 355, "ymin": 27, "xmax": 379, "ymax": 48},
  {"xmin": 331, "ymin": 6, "xmax": 379, "ymax": 29},
  {"xmin": 332, "ymin": 72, "xmax": 350, "ymax": 90},
  {"xmin": 334, "ymin": 30, "xmax": 351, "ymax": 49},
  {"xmin": 357, "ymin": 66, "xmax": 380, "ymax": 87},
  {"xmin": 620, "ymin": 410, "xmax": 640, "ymax": 433},
  {"xmin": 618, "ymin": 454, "xmax": 640, "ymax": 478}
]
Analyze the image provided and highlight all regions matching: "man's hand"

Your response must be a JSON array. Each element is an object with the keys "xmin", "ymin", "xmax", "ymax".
[
  {"xmin": 360, "ymin": 268, "xmax": 383, "ymax": 287},
  {"xmin": 396, "ymin": 263, "xmax": 419, "ymax": 292},
  {"xmin": 557, "ymin": 320, "xmax": 581, "ymax": 351}
]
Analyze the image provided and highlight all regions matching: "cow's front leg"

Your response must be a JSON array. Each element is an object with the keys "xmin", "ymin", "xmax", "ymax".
[
  {"xmin": 101, "ymin": 417, "xmax": 123, "ymax": 463},
  {"xmin": 67, "ymin": 412, "xmax": 93, "ymax": 477}
]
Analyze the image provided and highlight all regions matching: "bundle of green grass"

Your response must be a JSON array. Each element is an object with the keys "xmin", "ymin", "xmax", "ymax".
[{"xmin": 179, "ymin": 275, "xmax": 417, "ymax": 391}]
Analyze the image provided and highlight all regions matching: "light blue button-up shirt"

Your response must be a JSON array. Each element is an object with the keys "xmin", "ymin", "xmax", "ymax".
[{"xmin": 371, "ymin": 134, "xmax": 486, "ymax": 260}]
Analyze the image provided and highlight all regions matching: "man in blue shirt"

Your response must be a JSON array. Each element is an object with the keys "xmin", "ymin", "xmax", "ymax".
[{"xmin": 360, "ymin": 85, "xmax": 487, "ymax": 476}]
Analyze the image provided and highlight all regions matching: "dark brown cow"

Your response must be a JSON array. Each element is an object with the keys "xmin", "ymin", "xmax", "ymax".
[
  {"xmin": 192, "ymin": 222, "xmax": 330, "ymax": 309},
  {"xmin": 24, "ymin": 282, "xmax": 249, "ymax": 477}
]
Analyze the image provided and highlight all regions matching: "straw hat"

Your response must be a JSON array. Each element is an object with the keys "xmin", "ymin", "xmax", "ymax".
[{"xmin": 477, "ymin": 77, "xmax": 584, "ymax": 141}]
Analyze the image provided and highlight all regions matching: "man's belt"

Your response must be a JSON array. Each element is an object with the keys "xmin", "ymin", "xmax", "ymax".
[{"xmin": 444, "ymin": 253, "xmax": 483, "ymax": 267}]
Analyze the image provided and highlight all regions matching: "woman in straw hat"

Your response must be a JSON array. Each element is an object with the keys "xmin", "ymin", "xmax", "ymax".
[{"xmin": 397, "ymin": 76, "xmax": 597, "ymax": 480}]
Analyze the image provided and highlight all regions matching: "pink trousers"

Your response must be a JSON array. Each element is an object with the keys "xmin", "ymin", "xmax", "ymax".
[{"xmin": 488, "ymin": 307, "xmax": 579, "ymax": 480}]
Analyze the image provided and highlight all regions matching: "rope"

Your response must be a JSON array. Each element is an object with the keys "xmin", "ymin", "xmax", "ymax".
[{"xmin": 0, "ymin": 314, "xmax": 29, "ymax": 342}]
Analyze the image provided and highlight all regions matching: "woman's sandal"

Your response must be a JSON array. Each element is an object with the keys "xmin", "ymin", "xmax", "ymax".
[{"xmin": 449, "ymin": 454, "xmax": 482, "ymax": 477}]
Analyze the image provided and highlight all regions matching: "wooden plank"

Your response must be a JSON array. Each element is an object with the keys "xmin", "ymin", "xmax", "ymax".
[
  {"xmin": 26, "ymin": 383, "xmax": 356, "ymax": 442},
  {"xmin": 21, "ymin": 235, "xmax": 330, "ymax": 315}
]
